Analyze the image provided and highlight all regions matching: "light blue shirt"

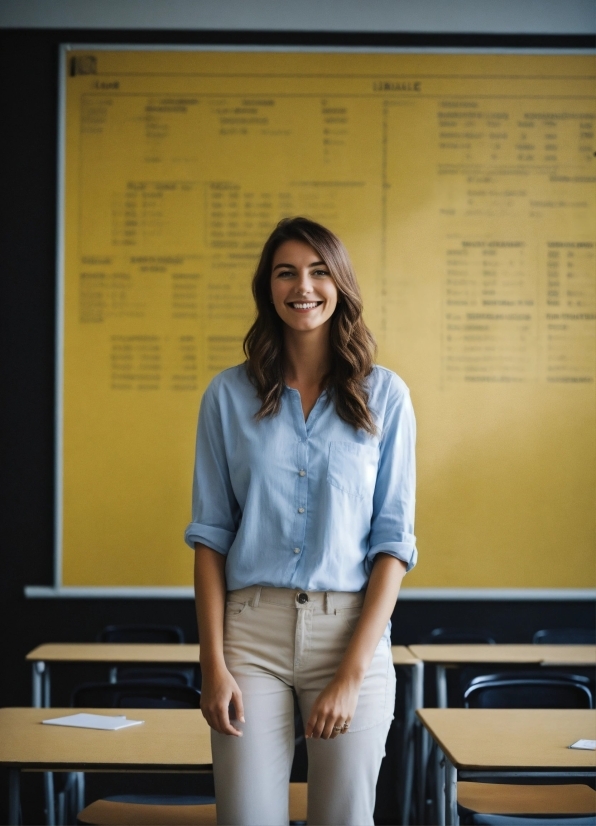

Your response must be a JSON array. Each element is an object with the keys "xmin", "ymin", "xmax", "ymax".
[{"xmin": 185, "ymin": 364, "xmax": 417, "ymax": 592}]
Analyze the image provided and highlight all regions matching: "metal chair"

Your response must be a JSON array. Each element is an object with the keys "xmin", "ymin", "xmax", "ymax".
[
  {"xmin": 464, "ymin": 672, "xmax": 593, "ymax": 709},
  {"xmin": 458, "ymin": 673, "xmax": 594, "ymax": 825},
  {"xmin": 98, "ymin": 625, "xmax": 185, "ymax": 644},
  {"xmin": 97, "ymin": 624, "xmax": 196, "ymax": 687},
  {"xmin": 533, "ymin": 628, "xmax": 596, "ymax": 645},
  {"xmin": 77, "ymin": 783, "xmax": 308, "ymax": 825},
  {"xmin": 457, "ymin": 783, "xmax": 596, "ymax": 825},
  {"xmin": 72, "ymin": 681, "xmax": 202, "ymax": 709},
  {"xmin": 424, "ymin": 627, "xmax": 497, "ymax": 645},
  {"xmin": 71, "ymin": 681, "xmax": 213, "ymax": 826},
  {"xmin": 472, "ymin": 816, "xmax": 596, "ymax": 826}
]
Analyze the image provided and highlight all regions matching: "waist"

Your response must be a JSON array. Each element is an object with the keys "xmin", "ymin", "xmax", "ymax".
[{"xmin": 227, "ymin": 584, "xmax": 365, "ymax": 612}]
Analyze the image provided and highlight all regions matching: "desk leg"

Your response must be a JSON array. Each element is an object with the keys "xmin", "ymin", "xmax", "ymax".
[
  {"xmin": 8, "ymin": 769, "xmax": 20, "ymax": 826},
  {"xmin": 32, "ymin": 661, "xmax": 45, "ymax": 707},
  {"xmin": 445, "ymin": 757, "xmax": 458, "ymax": 826},
  {"xmin": 44, "ymin": 771, "xmax": 55, "ymax": 826},
  {"xmin": 437, "ymin": 747, "xmax": 446, "ymax": 826},
  {"xmin": 436, "ymin": 664, "xmax": 448, "ymax": 708},
  {"xmin": 43, "ymin": 664, "xmax": 51, "ymax": 708},
  {"xmin": 409, "ymin": 661, "xmax": 424, "ymax": 825},
  {"xmin": 400, "ymin": 667, "xmax": 413, "ymax": 826},
  {"xmin": 416, "ymin": 721, "xmax": 429, "ymax": 824}
]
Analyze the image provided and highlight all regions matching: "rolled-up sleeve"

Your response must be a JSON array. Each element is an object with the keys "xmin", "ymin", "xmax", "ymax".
[
  {"xmin": 184, "ymin": 385, "xmax": 240, "ymax": 554},
  {"xmin": 366, "ymin": 385, "xmax": 417, "ymax": 573}
]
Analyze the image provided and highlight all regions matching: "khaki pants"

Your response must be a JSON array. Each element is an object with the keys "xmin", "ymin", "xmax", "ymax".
[{"xmin": 212, "ymin": 585, "xmax": 396, "ymax": 826}]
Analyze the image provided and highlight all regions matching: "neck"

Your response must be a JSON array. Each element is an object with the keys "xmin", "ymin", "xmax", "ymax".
[{"xmin": 282, "ymin": 322, "xmax": 332, "ymax": 388}]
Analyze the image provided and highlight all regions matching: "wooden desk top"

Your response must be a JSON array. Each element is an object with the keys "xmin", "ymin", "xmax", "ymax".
[
  {"xmin": 417, "ymin": 708, "xmax": 596, "ymax": 771},
  {"xmin": 409, "ymin": 644, "xmax": 596, "ymax": 666},
  {"xmin": 391, "ymin": 646, "xmax": 420, "ymax": 666},
  {"xmin": 27, "ymin": 643, "xmax": 420, "ymax": 668},
  {"xmin": 0, "ymin": 708, "xmax": 211, "ymax": 771},
  {"xmin": 26, "ymin": 644, "xmax": 201, "ymax": 664}
]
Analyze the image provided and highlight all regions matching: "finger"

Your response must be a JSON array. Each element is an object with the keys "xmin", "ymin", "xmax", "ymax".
[
  {"xmin": 310, "ymin": 712, "xmax": 328, "ymax": 740},
  {"xmin": 214, "ymin": 703, "xmax": 243, "ymax": 737},
  {"xmin": 216, "ymin": 713, "xmax": 243, "ymax": 736},
  {"xmin": 305, "ymin": 712, "xmax": 317, "ymax": 738},
  {"xmin": 232, "ymin": 688, "xmax": 245, "ymax": 724},
  {"xmin": 320, "ymin": 716, "xmax": 339, "ymax": 740},
  {"xmin": 329, "ymin": 719, "xmax": 345, "ymax": 739}
]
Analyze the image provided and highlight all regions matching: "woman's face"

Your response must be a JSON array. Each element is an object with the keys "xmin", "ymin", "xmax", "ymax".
[{"xmin": 270, "ymin": 239, "xmax": 339, "ymax": 334}]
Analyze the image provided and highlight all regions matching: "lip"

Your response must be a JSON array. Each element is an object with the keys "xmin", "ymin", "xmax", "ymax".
[{"xmin": 286, "ymin": 300, "xmax": 324, "ymax": 313}]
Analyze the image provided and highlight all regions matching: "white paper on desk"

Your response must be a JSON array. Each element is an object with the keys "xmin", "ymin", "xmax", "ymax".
[
  {"xmin": 569, "ymin": 739, "xmax": 596, "ymax": 750},
  {"xmin": 42, "ymin": 713, "xmax": 144, "ymax": 731}
]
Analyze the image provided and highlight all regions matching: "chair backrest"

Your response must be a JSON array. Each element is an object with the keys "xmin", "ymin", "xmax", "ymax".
[
  {"xmin": 533, "ymin": 628, "xmax": 596, "ymax": 645},
  {"xmin": 72, "ymin": 681, "xmax": 201, "ymax": 709},
  {"xmin": 425, "ymin": 627, "xmax": 497, "ymax": 645},
  {"xmin": 468, "ymin": 670, "xmax": 591, "ymax": 687},
  {"xmin": 464, "ymin": 674, "xmax": 593, "ymax": 710},
  {"xmin": 116, "ymin": 666, "xmax": 193, "ymax": 687},
  {"xmin": 97, "ymin": 624, "xmax": 185, "ymax": 643},
  {"xmin": 473, "ymin": 816, "xmax": 596, "ymax": 825}
]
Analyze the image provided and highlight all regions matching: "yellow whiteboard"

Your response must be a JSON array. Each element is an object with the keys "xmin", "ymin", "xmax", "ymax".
[{"xmin": 59, "ymin": 48, "xmax": 596, "ymax": 591}]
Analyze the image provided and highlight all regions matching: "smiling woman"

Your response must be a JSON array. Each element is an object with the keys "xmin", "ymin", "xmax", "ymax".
[
  {"xmin": 187, "ymin": 217, "xmax": 417, "ymax": 826},
  {"xmin": 271, "ymin": 240, "xmax": 338, "ymax": 327},
  {"xmin": 244, "ymin": 217, "xmax": 378, "ymax": 432}
]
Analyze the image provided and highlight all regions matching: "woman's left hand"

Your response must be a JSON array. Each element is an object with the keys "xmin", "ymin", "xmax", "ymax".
[{"xmin": 305, "ymin": 674, "xmax": 361, "ymax": 739}]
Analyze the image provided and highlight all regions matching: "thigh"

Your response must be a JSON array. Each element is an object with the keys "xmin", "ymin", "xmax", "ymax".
[
  {"xmin": 212, "ymin": 671, "xmax": 295, "ymax": 826},
  {"xmin": 305, "ymin": 717, "xmax": 393, "ymax": 826},
  {"xmin": 298, "ymin": 609, "xmax": 396, "ymax": 733},
  {"xmin": 213, "ymin": 594, "xmax": 297, "ymax": 826}
]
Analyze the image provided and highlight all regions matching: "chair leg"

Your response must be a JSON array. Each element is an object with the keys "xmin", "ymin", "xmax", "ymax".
[
  {"xmin": 8, "ymin": 769, "xmax": 20, "ymax": 826},
  {"xmin": 44, "ymin": 772, "xmax": 56, "ymax": 826},
  {"xmin": 76, "ymin": 773, "xmax": 86, "ymax": 815}
]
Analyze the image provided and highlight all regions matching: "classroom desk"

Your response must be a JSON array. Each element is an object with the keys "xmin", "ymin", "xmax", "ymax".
[
  {"xmin": 409, "ymin": 645, "xmax": 596, "ymax": 708},
  {"xmin": 0, "ymin": 707, "xmax": 212, "ymax": 826},
  {"xmin": 26, "ymin": 643, "xmax": 421, "ymax": 825},
  {"xmin": 26, "ymin": 644, "xmax": 202, "ymax": 707},
  {"xmin": 417, "ymin": 708, "xmax": 596, "ymax": 826}
]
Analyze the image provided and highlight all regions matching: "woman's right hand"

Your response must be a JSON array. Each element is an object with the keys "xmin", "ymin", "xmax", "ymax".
[{"xmin": 200, "ymin": 664, "xmax": 245, "ymax": 736}]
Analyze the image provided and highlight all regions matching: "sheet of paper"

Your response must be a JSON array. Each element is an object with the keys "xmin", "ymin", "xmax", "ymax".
[
  {"xmin": 569, "ymin": 739, "xmax": 596, "ymax": 750},
  {"xmin": 42, "ymin": 713, "xmax": 144, "ymax": 730}
]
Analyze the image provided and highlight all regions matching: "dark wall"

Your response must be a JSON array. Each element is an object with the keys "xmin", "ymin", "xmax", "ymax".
[{"xmin": 1, "ymin": 27, "xmax": 594, "ymax": 825}]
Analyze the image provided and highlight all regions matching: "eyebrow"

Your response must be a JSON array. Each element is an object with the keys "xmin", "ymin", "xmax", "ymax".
[{"xmin": 272, "ymin": 261, "xmax": 327, "ymax": 271}]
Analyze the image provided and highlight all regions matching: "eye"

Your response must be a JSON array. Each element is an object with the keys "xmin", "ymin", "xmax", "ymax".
[
  {"xmin": 275, "ymin": 270, "xmax": 295, "ymax": 279},
  {"xmin": 312, "ymin": 269, "xmax": 330, "ymax": 277}
]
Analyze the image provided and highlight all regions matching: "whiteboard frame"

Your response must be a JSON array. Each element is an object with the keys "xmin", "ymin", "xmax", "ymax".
[{"xmin": 44, "ymin": 42, "xmax": 596, "ymax": 600}]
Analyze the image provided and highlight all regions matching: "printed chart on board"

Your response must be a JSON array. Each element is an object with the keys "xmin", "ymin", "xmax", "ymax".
[{"xmin": 60, "ymin": 50, "xmax": 595, "ymax": 588}]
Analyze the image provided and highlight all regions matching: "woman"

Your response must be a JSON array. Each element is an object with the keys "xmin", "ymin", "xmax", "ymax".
[{"xmin": 185, "ymin": 217, "xmax": 417, "ymax": 826}]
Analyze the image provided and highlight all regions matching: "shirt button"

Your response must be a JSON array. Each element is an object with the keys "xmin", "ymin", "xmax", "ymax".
[
  {"xmin": 293, "ymin": 547, "xmax": 301, "ymax": 554},
  {"xmin": 298, "ymin": 507, "xmax": 305, "ymax": 514},
  {"xmin": 298, "ymin": 469, "xmax": 306, "ymax": 477}
]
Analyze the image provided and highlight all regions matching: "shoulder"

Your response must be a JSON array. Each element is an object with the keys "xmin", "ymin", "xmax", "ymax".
[
  {"xmin": 366, "ymin": 366, "xmax": 413, "ymax": 437},
  {"xmin": 367, "ymin": 364, "xmax": 411, "ymax": 405},
  {"xmin": 202, "ymin": 364, "xmax": 255, "ymax": 409}
]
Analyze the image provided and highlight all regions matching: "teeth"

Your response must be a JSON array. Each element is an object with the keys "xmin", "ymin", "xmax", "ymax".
[{"xmin": 292, "ymin": 302, "xmax": 319, "ymax": 309}]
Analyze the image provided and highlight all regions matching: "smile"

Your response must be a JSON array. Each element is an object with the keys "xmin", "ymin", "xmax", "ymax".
[{"xmin": 288, "ymin": 301, "xmax": 323, "ymax": 310}]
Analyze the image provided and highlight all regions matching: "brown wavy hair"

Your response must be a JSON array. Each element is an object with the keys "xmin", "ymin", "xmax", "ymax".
[{"xmin": 243, "ymin": 217, "xmax": 377, "ymax": 434}]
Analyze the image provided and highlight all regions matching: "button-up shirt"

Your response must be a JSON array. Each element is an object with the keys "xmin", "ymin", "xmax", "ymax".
[{"xmin": 184, "ymin": 363, "xmax": 417, "ymax": 592}]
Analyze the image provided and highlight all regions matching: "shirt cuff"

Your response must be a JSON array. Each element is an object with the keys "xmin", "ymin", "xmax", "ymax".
[
  {"xmin": 366, "ymin": 541, "xmax": 418, "ymax": 573},
  {"xmin": 184, "ymin": 522, "xmax": 235, "ymax": 555}
]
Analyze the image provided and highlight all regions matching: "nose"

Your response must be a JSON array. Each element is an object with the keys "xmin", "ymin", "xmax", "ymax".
[{"xmin": 295, "ymin": 271, "xmax": 314, "ymax": 295}]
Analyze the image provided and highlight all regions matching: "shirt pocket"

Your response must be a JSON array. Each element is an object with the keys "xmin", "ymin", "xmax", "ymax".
[{"xmin": 327, "ymin": 441, "xmax": 379, "ymax": 500}]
